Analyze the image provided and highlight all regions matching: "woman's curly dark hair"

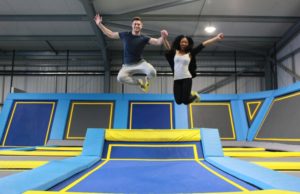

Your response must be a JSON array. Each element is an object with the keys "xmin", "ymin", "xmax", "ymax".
[{"xmin": 171, "ymin": 35, "xmax": 194, "ymax": 53}]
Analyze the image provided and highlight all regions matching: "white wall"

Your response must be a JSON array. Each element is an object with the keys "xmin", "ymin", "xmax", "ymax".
[{"xmin": 277, "ymin": 32, "xmax": 300, "ymax": 88}]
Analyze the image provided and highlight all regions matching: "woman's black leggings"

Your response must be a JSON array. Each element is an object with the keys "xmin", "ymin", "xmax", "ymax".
[{"xmin": 173, "ymin": 78, "xmax": 196, "ymax": 105}]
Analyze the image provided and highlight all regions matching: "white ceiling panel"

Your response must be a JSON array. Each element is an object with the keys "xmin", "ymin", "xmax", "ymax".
[
  {"xmin": 193, "ymin": 22, "xmax": 293, "ymax": 37},
  {"xmin": 94, "ymin": 0, "xmax": 175, "ymax": 14},
  {"xmin": 0, "ymin": 41, "xmax": 50, "ymax": 50},
  {"xmin": 0, "ymin": 21, "xmax": 95, "ymax": 35},
  {"xmin": 109, "ymin": 21, "xmax": 197, "ymax": 37},
  {"xmin": 50, "ymin": 41, "xmax": 100, "ymax": 50},
  {"xmin": 146, "ymin": 1, "xmax": 205, "ymax": 15},
  {"xmin": 0, "ymin": 0, "xmax": 86, "ymax": 15},
  {"xmin": 202, "ymin": 0, "xmax": 300, "ymax": 16}
]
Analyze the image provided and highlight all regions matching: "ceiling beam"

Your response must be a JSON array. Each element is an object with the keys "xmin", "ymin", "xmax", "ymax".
[
  {"xmin": 0, "ymin": 35, "xmax": 97, "ymax": 41},
  {"xmin": 0, "ymin": 14, "xmax": 297, "ymax": 24},
  {"xmin": 269, "ymin": 20, "xmax": 300, "ymax": 55},
  {"xmin": 78, "ymin": 0, "xmax": 111, "ymax": 92},
  {"xmin": 102, "ymin": 14, "xmax": 300, "ymax": 23},
  {"xmin": 120, "ymin": 0, "xmax": 201, "ymax": 15},
  {"xmin": 0, "ymin": 14, "xmax": 89, "ymax": 21}
]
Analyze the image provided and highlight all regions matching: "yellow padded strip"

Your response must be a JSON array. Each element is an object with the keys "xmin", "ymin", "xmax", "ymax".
[
  {"xmin": 0, "ymin": 161, "xmax": 48, "ymax": 169},
  {"xmin": 223, "ymin": 148, "xmax": 265, "ymax": 152},
  {"xmin": 253, "ymin": 162, "xmax": 300, "ymax": 170},
  {"xmin": 105, "ymin": 129, "xmax": 201, "ymax": 142},
  {"xmin": 225, "ymin": 151, "xmax": 300, "ymax": 157},
  {"xmin": 0, "ymin": 151, "xmax": 80, "ymax": 156},
  {"xmin": 35, "ymin": 147, "xmax": 82, "ymax": 151},
  {"xmin": 23, "ymin": 190, "xmax": 300, "ymax": 194}
]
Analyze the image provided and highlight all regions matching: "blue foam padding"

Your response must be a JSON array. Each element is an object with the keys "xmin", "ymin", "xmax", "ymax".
[
  {"xmin": 0, "ymin": 99, "xmax": 14, "ymax": 142},
  {"xmin": 0, "ymin": 128, "xmax": 106, "ymax": 194},
  {"xmin": 200, "ymin": 94, "xmax": 238, "ymax": 101},
  {"xmin": 174, "ymin": 103, "xmax": 188, "ymax": 128},
  {"xmin": 0, "ymin": 156, "xmax": 98, "ymax": 194},
  {"xmin": 238, "ymin": 90, "xmax": 274, "ymax": 100},
  {"xmin": 49, "ymin": 99, "xmax": 70, "ymax": 140},
  {"xmin": 81, "ymin": 128, "xmax": 105, "ymax": 157},
  {"xmin": 274, "ymin": 81, "xmax": 300, "ymax": 97},
  {"xmin": 207, "ymin": 157, "xmax": 300, "ymax": 192},
  {"xmin": 200, "ymin": 128, "xmax": 223, "ymax": 157},
  {"xmin": 231, "ymin": 100, "xmax": 248, "ymax": 140}
]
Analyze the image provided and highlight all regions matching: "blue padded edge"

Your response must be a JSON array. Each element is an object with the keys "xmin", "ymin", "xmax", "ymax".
[
  {"xmin": 231, "ymin": 100, "xmax": 248, "ymax": 141},
  {"xmin": 0, "ymin": 156, "xmax": 98, "ymax": 194},
  {"xmin": 0, "ymin": 99, "xmax": 14, "ymax": 141},
  {"xmin": 0, "ymin": 128, "xmax": 105, "ymax": 194},
  {"xmin": 174, "ymin": 103, "xmax": 188, "ymax": 128},
  {"xmin": 274, "ymin": 81, "xmax": 300, "ymax": 97},
  {"xmin": 200, "ymin": 128, "xmax": 223, "ymax": 157},
  {"xmin": 238, "ymin": 90, "xmax": 274, "ymax": 100},
  {"xmin": 81, "ymin": 128, "xmax": 105, "ymax": 156},
  {"xmin": 49, "ymin": 99, "xmax": 70, "ymax": 140},
  {"xmin": 206, "ymin": 156, "xmax": 300, "ymax": 192},
  {"xmin": 200, "ymin": 93, "xmax": 238, "ymax": 101}
]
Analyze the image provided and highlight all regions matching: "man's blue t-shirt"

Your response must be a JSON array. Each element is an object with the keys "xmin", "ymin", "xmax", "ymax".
[{"xmin": 119, "ymin": 31, "xmax": 150, "ymax": 64}]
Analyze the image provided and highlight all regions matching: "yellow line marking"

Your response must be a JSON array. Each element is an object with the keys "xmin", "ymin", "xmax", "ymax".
[{"xmin": 196, "ymin": 160, "xmax": 248, "ymax": 191}]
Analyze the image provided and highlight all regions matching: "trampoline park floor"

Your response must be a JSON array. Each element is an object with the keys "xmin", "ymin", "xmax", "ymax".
[{"xmin": 1, "ymin": 130, "xmax": 300, "ymax": 193}]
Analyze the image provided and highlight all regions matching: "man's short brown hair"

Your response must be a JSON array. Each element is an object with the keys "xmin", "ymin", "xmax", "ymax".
[{"xmin": 132, "ymin": 16, "xmax": 142, "ymax": 22}]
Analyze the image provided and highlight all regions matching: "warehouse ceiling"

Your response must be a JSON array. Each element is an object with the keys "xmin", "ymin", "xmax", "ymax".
[{"xmin": 0, "ymin": 0, "xmax": 299, "ymax": 57}]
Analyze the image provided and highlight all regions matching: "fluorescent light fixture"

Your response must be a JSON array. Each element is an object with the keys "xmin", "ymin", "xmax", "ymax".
[{"xmin": 205, "ymin": 26, "xmax": 216, "ymax": 33}]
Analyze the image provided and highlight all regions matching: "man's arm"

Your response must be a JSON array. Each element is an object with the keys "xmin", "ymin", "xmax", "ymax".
[
  {"xmin": 148, "ymin": 30, "xmax": 168, "ymax": 46},
  {"xmin": 202, "ymin": 33, "xmax": 224, "ymax": 46},
  {"xmin": 163, "ymin": 37, "xmax": 171, "ymax": 50},
  {"xmin": 94, "ymin": 13, "xmax": 119, "ymax": 39}
]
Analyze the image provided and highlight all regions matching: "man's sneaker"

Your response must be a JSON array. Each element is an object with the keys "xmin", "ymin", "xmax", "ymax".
[
  {"xmin": 191, "ymin": 91, "xmax": 200, "ymax": 102},
  {"xmin": 138, "ymin": 79, "xmax": 149, "ymax": 93}
]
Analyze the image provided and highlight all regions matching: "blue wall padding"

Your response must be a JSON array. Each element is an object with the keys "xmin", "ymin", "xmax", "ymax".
[
  {"xmin": 81, "ymin": 128, "xmax": 105, "ymax": 157},
  {"xmin": 49, "ymin": 99, "xmax": 70, "ymax": 139},
  {"xmin": 231, "ymin": 100, "xmax": 248, "ymax": 140},
  {"xmin": 200, "ymin": 94, "xmax": 238, "ymax": 101},
  {"xmin": 247, "ymin": 97, "xmax": 274, "ymax": 141},
  {"xmin": 200, "ymin": 128, "xmax": 223, "ymax": 157},
  {"xmin": 0, "ymin": 99, "xmax": 14, "ymax": 142},
  {"xmin": 174, "ymin": 104, "xmax": 188, "ymax": 128},
  {"xmin": 2, "ymin": 82, "xmax": 300, "ymax": 143},
  {"xmin": 109, "ymin": 146, "xmax": 196, "ymax": 159},
  {"xmin": 114, "ymin": 99, "xmax": 128, "ymax": 128},
  {"xmin": 0, "ymin": 156, "xmax": 99, "ymax": 194},
  {"xmin": 130, "ymin": 103, "xmax": 173, "ymax": 129},
  {"xmin": 3, "ymin": 102, "xmax": 55, "ymax": 146},
  {"xmin": 273, "ymin": 81, "xmax": 300, "ymax": 97},
  {"xmin": 206, "ymin": 157, "xmax": 300, "ymax": 192},
  {"xmin": 238, "ymin": 90, "xmax": 274, "ymax": 100}
]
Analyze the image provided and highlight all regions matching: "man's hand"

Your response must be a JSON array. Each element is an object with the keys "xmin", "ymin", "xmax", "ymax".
[
  {"xmin": 216, "ymin": 33, "xmax": 224, "ymax": 40},
  {"xmin": 94, "ymin": 13, "xmax": 102, "ymax": 25},
  {"xmin": 161, "ymin": 30, "xmax": 168, "ymax": 38}
]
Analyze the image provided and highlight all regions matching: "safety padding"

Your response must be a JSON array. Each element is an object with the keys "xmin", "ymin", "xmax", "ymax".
[
  {"xmin": 81, "ymin": 128, "xmax": 105, "ymax": 156},
  {"xmin": 105, "ymin": 129, "xmax": 201, "ymax": 142},
  {"xmin": 23, "ymin": 189, "xmax": 300, "ymax": 194},
  {"xmin": 0, "ymin": 156, "xmax": 98, "ymax": 194},
  {"xmin": 201, "ymin": 128, "xmax": 224, "ymax": 157},
  {"xmin": 0, "ymin": 128, "xmax": 105, "ymax": 194},
  {"xmin": 206, "ymin": 157, "xmax": 300, "ymax": 192}
]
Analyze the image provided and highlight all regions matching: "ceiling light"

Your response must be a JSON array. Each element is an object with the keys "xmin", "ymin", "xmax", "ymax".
[{"xmin": 205, "ymin": 26, "xmax": 216, "ymax": 33}]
